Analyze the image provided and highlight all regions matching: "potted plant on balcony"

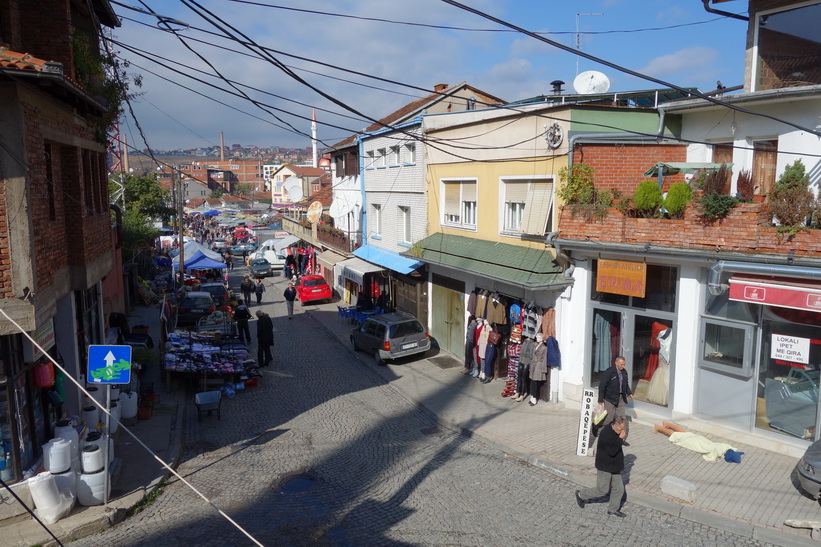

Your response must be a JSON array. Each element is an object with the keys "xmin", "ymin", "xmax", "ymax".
[
  {"xmin": 768, "ymin": 160, "xmax": 815, "ymax": 236},
  {"xmin": 694, "ymin": 164, "xmax": 739, "ymax": 221},
  {"xmin": 662, "ymin": 181, "xmax": 692, "ymax": 219},
  {"xmin": 633, "ymin": 180, "xmax": 663, "ymax": 218}
]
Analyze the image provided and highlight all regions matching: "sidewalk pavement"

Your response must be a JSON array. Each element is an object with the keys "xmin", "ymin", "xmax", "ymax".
[
  {"xmin": 6, "ymin": 296, "xmax": 821, "ymax": 546},
  {"xmin": 303, "ymin": 299, "xmax": 821, "ymax": 546},
  {"xmin": 4, "ymin": 305, "xmax": 185, "ymax": 547}
]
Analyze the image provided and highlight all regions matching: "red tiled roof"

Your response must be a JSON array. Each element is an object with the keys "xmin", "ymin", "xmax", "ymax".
[
  {"xmin": 206, "ymin": 198, "xmax": 222, "ymax": 205},
  {"xmin": 284, "ymin": 165, "xmax": 326, "ymax": 177},
  {"xmin": 0, "ymin": 48, "xmax": 51, "ymax": 72},
  {"xmin": 327, "ymin": 82, "xmax": 506, "ymax": 150},
  {"xmin": 187, "ymin": 198, "xmax": 206, "ymax": 208},
  {"xmin": 298, "ymin": 183, "xmax": 333, "ymax": 207}
]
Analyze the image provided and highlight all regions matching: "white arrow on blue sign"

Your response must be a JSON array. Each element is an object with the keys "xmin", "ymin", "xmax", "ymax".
[{"xmin": 87, "ymin": 345, "xmax": 132, "ymax": 385}]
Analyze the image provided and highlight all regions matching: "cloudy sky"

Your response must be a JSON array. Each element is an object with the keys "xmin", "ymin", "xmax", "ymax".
[{"xmin": 110, "ymin": 0, "xmax": 749, "ymax": 152}]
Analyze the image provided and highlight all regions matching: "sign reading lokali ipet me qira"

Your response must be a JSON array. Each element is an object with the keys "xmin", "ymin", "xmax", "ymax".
[
  {"xmin": 87, "ymin": 345, "xmax": 132, "ymax": 385},
  {"xmin": 770, "ymin": 334, "xmax": 810, "ymax": 365}
]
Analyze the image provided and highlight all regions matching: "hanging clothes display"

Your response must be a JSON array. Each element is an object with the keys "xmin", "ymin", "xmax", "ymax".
[
  {"xmin": 647, "ymin": 327, "xmax": 672, "ymax": 406},
  {"xmin": 643, "ymin": 321, "xmax": 669, "ymax": 381},
  {"xmin": 593, "ymin": 312, "xmax": 613, "ymax": 372}
]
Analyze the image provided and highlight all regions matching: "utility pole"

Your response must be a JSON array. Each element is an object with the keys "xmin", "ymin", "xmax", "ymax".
[
  {"xmin": 177, "ymin": 167, "xmax": 185, "ymax": 287},
  {"xmin": 576, "ymin": 12, "xmax": 603, "ymax": 76}
]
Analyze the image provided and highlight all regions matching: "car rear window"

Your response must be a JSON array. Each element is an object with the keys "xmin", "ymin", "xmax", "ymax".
[
  {"xmin": 303, "ymin": 279, "xmax": 326, "ymax": 288},
  {"xmin": 183, "ymin": 297, "xmax": 212, "ymax": 307},
  {"xmin": 390, "ymin": 321, "xmax": 424, "ymax": 338}
]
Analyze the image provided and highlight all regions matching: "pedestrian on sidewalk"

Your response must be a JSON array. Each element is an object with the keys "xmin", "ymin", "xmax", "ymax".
[
  {"xmin": 225, "ymin": 249, "xmax": 234, "ymax": 270},
  {"xmin": 254, "ymin": 278, "xmax": 266, "ymax": 305},
  {"xmin": 598, "ymin": 356, "xmax": 633, "ymax": 443},
  {"xmin": 575, "ymin": 415, "xmax": 628, "ymax": 517},
  {"xmin": 233, "ymin": 299, "xmax": 252, "ymax": 343},
  {"xmin": 255, "ymin": 310, "xmax": 274, "ymax": 367},
  {"xmin": 283, "ymin": 282, "xmax": 297, "ymax": 319},
  {"xmin": 240, "ymin": 276, "xmax": 254, "ymax": 307}
]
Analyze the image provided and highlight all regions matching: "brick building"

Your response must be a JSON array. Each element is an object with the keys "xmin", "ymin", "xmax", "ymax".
[{"xmin": 0, "ymin": 0, "xmax": 121, "ymax": 489}]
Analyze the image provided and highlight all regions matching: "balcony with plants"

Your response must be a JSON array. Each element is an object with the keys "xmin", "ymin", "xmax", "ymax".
[{"xmin": 557, "ymin": 162, "xmax": 821, "ymax": 257}]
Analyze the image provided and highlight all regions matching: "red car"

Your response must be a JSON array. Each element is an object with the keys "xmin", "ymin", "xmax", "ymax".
[{"xmin": 295, "ymin": 275, "xmax": 332, "ymax": 304}]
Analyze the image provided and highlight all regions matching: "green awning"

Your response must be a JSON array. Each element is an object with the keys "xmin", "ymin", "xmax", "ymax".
[
  {"xmin": 405, "ymin": 233, "xmax": 571, "ymax": 290},
  {"xmin": 644, "ymin": 162, "xmax": 732, "ymax": 177}
]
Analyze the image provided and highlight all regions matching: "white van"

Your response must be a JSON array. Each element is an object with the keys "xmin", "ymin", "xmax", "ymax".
[{"xmin": 253, "ymin": 240, "xmax": 286, "ymax": 270}]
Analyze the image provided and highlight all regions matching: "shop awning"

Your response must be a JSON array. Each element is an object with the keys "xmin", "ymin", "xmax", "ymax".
[
  {"xmin": 337, "ymin": 257, "xmax": 384, "ymax": 286},
  {"xmin": 644, "ymin": 162, "xmax": 732, "ymax": 177},
  {"xmin": 407, "ymin": 233, "xmax": 571, "ymax": 290},
  {"xmin": 353, "ymin": 245, "xmax": 424, "ymax": 275},
  {"xmin": 317, "ymin": 249, "xmax": 348, "ymax": 270},
  {"xmin": 728, "ymin": 275, "xmax": 821, "ymax": 312},
  {"xmin": 273, "ymin": 235, "xmax": 300, "ymax": 253}
]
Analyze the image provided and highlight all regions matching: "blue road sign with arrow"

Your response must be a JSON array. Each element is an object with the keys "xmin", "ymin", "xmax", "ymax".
[{"xmin": 87, "ymin": 345, "xmax": 132, "ymax": 385}]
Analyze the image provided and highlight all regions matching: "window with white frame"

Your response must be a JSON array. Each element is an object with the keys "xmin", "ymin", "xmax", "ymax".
[
  {"xmin": 442, "ymin": 180, "xmax": 477, "ymax": 228},
  {"xmin": 405, "ymin": 143, "xmax": 416, "ymax": 164},
  {"xmin": 501, "ymin": 178, "xmax": 554, "ymax": 236},
  {"xmin": 372, "ymin": 203, "xmax": 382, "ymax": 235},
  {"xmin": 390, "ymin": 146, "xmax": 400, "ymax": 166},
  {"xmin": 365, "ymin": 150, "xmax": 375, "ymax": 169},
  {"xmin": 377, "ymin": 148, "xmax": 386, "ymax": 168},
  {"xmin": 399, "ymin": 206, "xmax": 411, "ymax": 243}
]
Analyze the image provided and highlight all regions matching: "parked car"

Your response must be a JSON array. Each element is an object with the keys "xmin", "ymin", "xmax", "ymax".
[
  {"xmin": 294, "ymin": 275, "xmax": 332, "ymax": 304},
  {"xmin": 211, "ymin": 239, "xmax": 229, "ymax": 251},
  {"xmin": 248, "ymin": 258, "xmax": 273, "ymax": 279},
  {"xmin": 177, "ymin": 291, "xmax": 216, "ymax": 327},
  {"xmin": 350, "ymin": 312, "xmax": 431, "ymax": 366},
  {"xmin": 798, "ymin": 439, "xmax": 821, "ymax": 499},
  {"xmin": 199, "ymin": 282, "xmax": 233, "ymax": 307}
]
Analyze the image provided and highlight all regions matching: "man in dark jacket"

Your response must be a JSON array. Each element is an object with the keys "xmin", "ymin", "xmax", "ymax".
[
  {"xmin": 240, "ymin": 276, "xmax": 254, "ymax": 307},
  {"xmin": 283, "ymin": 283, "xmax": 297, "ymax": 319},
  {"xmin": 255, "ymin": 310, "xmax": 274, "ymax": 367},
  {"xmin": 233, "ymin": 300, "xmax": 252, "ymax": 343},
  {"xmin": 575, "ymin": 416, "xmax": 627, "ymax": 517},
  {"xmin": 598, "ymin": 355, "xmax": 633, "ymax": 442}
]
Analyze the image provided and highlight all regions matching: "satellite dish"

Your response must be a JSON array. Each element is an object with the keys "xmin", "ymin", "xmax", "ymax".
[
  {"xmin": 329, "ymin": 194, "xmax": 350, "ymax": 218},
  {"xmin": 306, "ymin": 201, "xmax": 323, "ymax": 224},
  {"xmin": 283, "ymin": 176, "xmax": 303, "ymax": 202},
  {"xmin": 573, "ymin": 71, "xmax": 611, "ymax": 94}
]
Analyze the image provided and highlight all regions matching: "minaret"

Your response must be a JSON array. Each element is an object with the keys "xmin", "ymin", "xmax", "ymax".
[{"xmin": 311, "ymin": 109, "xmax": 317, "ymax": 168}]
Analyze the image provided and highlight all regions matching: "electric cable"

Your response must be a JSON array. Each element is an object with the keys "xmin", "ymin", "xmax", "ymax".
[
  {"xmin": 0, "ymin": 307, "xmax": 265, "ymax": 547},
  {"xmin": 439, "ymin": 0, "xmax": 821, "ymax": 138}
]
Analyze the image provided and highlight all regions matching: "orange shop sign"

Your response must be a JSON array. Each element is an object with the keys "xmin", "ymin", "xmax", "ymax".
[{"xmin": 597, "ymin": 259, "xmax": 646, "ymax": 298}]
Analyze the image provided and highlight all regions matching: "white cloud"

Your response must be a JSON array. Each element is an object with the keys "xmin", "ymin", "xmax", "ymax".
[{"xmin": 638, "ymin": 47, "xmax": 719, "ymax": 79}]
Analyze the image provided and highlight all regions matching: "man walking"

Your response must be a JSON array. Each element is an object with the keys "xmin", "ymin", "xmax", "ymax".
[
  {"xmin": 598, "ymin": 355, "xmax": 633, "ymax": 443},
  {"xmin": 575, "ymin": 415, "xmax": 628, "ymax": 517},
  {"xmin": 240, "ymin": 276, "xmax": 254, "ymax": 307},
  {"xmin": 283, "ymin": 282, "xmax": 297, "ymax": 319},
  {"xmin": 255, "ymin": 310, "xmax": 274, "ymax": 367},
  {"xmin": 254, "ymin": 278, "xmax": 266, "ymax": 305},
  {"xmin": 233, "ymin": 299, "xmax": 251, "ymax": 343}
]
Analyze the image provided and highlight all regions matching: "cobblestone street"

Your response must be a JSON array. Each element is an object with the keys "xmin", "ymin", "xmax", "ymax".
[{"xmin": 75, "ymin": 273, "xmax": 777, "ymax": 546}]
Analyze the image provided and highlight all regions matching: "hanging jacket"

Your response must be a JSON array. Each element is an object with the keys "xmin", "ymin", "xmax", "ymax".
[{"xmin": 546, "ymin": 336, "xmax": 561, "ymax": 368}]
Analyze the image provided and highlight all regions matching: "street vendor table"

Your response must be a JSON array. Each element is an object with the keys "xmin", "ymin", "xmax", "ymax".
[{"xmin": 163, "ymin": 330, "xmax": 256, "ymax": 390}]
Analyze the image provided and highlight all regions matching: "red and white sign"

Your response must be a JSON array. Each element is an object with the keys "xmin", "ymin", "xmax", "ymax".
[{"xmin": 728, "ymin": 275, "xmax": 821, "ymax": 313}]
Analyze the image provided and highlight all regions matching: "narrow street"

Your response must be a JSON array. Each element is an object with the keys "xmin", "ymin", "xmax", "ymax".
[{"xmin": 76, "ymin": 260, "xmax": 775, "ymax": 546}]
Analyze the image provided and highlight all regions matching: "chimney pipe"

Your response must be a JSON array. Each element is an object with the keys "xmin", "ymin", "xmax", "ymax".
[{"xmin": 220, "ymin": 132, "xmax": 225, "ymax": 162}]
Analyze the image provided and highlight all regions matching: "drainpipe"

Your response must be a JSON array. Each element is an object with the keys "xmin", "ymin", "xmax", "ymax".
[
  {"xmin": 357, "ymin": 134, "xmax": 366, "ymax": 249},
  {"xmin": 708, "ymin": 260, "xmax": 821, "ymax": 295},
  {"xmin": 545, "ymin": 232, "xmax": 575, "ymax": 279},
  {"xmin": 701, "ymin": 0, "xmax": 748, "ymax": 22}
]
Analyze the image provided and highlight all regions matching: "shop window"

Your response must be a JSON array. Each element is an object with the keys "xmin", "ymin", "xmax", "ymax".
[
  {"xmin": 699, "ymin": 318, "xmax": 755, "ymax": 377},
  {"xmin": 591, "ymin": 261, "xmax": 677, "ymax": 312},
  {"xmin": 756, "ymin": 312, "xmax": 821, "ymax": 440}
]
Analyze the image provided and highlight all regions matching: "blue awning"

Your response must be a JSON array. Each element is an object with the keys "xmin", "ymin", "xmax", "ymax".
[{"xmin": 353, "ymin": 245, "xmax": 424, "ymax": 275}]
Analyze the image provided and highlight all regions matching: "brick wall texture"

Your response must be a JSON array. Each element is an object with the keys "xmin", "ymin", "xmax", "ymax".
[{"xmin": 572, "ymin": 142, "xmax": 687, "ymax": 193}]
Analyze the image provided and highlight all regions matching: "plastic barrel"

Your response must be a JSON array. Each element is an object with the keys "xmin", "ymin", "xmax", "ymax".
[
  {"xmin": 81, "ymin": 445, "xmax": 104, "ymax": 474},
  {"xmin": 42, "ymin": 438, "xmax": 71, "ymax": 474},
  {"xmin": 119, "ymin": 391, "xmax": 138, "ymax": 420},
  {"xmin": 52, "ymin": 468, "xmax": 78, "ymax": 497},
  {"xmin": 109, "ymin": 402, "xmax": 121, "ymax": 434},
  {"xmin": 82, "ymin": 406, "xmax": 99, "ymax": 429},
  {"xmin": 28, "ymin": 472, "xmax": 61, "ymax": 509},
  {"xmin": 77, "ymin": 471, "xmax": 109, "ymax": 506}
]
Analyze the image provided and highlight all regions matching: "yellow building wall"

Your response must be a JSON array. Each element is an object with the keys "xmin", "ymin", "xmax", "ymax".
[{"xmin": 426, "ymin": 156, "xmax": 563, "ymax": 251}]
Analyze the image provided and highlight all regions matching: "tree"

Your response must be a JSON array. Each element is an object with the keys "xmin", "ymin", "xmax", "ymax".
[{"xmin": 121, "ymin": 173, "xmax": 173, "ymax": 221}]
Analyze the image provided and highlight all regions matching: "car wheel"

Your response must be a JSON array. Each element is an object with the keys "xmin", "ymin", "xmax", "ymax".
[
  {"xmin": 350, "ymin": 336, "xmax": 360, "ymax": 352},
  {"xmin": 375, "ymin": 353, "xmax": 387, "ymax": 367}
]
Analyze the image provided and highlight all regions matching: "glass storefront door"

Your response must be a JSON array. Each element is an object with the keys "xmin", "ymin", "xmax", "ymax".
[{"xmin": 756, "ymin": 308, "xmax": 821, "ymax": 440}]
